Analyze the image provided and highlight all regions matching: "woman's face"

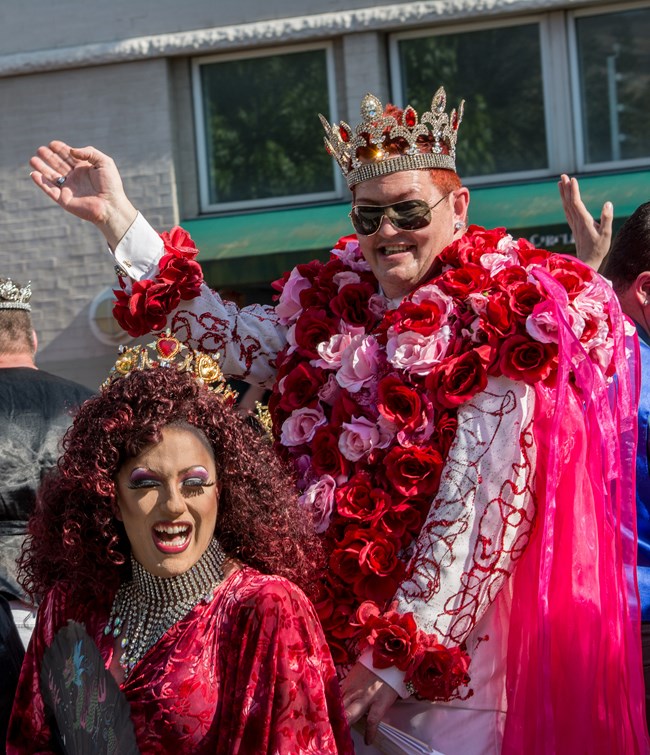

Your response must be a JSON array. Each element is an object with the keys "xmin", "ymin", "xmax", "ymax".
[{"xmin": 115, "ymin": 425, "xmax": 219, "ymax": 578}]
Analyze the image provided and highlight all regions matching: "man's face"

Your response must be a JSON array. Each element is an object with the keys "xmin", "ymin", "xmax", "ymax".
[{"xmin": 353, "ymin": 170, "xmax": 468, "ymax": 300}]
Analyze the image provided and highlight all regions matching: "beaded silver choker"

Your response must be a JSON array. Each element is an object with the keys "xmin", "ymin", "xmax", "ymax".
[{"xmin": 104, "ymin": 538, "xmax": 226, "ymax": 675}]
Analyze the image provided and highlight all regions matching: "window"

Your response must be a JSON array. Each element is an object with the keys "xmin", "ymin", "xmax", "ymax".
[
  {"xmin": 391, "ymin": 21, "xmax": 549, "ymax": 181},
  {"xmin": 391, "ymin": 4, "xmax": 650, "ymax": 181},
  {"xmin": 193, "ymin": 44, "xmax": 340, "ymax": 212},
  {"xmin": 571, "ymin": 5, "xmax": 650, "ymax": 168}
]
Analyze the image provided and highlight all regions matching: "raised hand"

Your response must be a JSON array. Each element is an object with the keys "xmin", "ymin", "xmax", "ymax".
[
  {"xmin": 558, "ymin": 173, "xmax": 613, "ymax": 272},
  {"xmin": 29, "ymin": 141, "xmax": 137, "ymax": 249}
]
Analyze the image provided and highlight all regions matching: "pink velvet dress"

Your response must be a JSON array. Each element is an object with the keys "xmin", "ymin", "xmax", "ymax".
[{"xmin": 7, "ymin": 567, "xmax": 353, "ymax": 754}]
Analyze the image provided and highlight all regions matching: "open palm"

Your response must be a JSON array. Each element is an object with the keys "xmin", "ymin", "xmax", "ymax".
[{"xmin": 29, "ymin": 140, "xmax": 137, "ymax": 246}]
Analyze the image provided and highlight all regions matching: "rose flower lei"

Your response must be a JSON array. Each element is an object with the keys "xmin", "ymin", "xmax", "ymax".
[{"xmin": 112, "ymin": 224, "xmax": 615, "ymax": 702}]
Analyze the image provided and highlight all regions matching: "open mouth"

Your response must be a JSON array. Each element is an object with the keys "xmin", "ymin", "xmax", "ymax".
[
  {"xmin": 151, "ymin": 523, "xmax": 192, "ymax": 553},
  {"xmin": 380, "ymin": 245, "xmax": 414, "ymax": 257}
]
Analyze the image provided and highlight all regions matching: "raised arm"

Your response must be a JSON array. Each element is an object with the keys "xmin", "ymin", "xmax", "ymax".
[
  {"xmin": 558, "ymin": 173, "xmax": 613, "ymax": 272},
  {"xmin": 29, "ymin": 142, "xmax": 287, "ymax": 385}
]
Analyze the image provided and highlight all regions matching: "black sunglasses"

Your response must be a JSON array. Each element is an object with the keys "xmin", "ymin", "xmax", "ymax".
[{"xmin": 349, "ymin": 193, "xmax": 451, "ymax": 236}]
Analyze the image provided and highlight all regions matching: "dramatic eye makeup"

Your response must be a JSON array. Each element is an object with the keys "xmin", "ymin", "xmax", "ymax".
[
  {"xmin": 181, "ymin": 466, "xmax": 215, "ymax": 486},
  {"xmin": 127, "ymin": 468, "xmax": 160, "ymax": 488}
]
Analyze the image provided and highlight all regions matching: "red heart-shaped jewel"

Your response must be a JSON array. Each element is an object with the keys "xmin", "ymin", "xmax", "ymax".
[{"xmin": 158, "ymin": 337, "xmax": 180, "ymax": 359}]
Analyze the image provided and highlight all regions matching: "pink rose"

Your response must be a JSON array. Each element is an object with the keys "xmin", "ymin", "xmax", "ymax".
[
  {"xmin": 331, "ymin": 239, "xmax": 371, "ymax": 271},
  {"xmin": 409, "ymin": 284, "xmax": 453, "ymax": 321},
  {"xmin": 338, "ymin": 416, "xmax": 382, "ymax": 462},
  {"xmin": 386, "ymin": 328, "xmax": 451, "ymax": 375},
  {"xmin": 333, "ymin": 271, "xmax": 361, "ymax": 290},
  {"xmin": 525, "ymin": 300, "xmax": 558, "ymax": 344},
  {"xmin": 275, "ymin": 268, "xmax": 311, "ymax": 323},
  {"xmin": 336, "ymin": 335, "xmax": 382, "ymax": 393},
  {"xmin": 312, "ymin": 333, "xmax": 354, "ymax": 369},
  {"xmin": 300, "ymin": 475, "xmax": 337, "ymax": 533},
  {"xmin": 318, "ymin": 373, "xmax": 341, "ymax": 405},
  {"xmin": 280, "ymin": 406, "xmax": 327, "ymax": 447}
]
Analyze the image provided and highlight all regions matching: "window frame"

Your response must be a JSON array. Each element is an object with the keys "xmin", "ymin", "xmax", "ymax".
[
  {"xmin": 192, "ymin": 41, "xmax": 343, "ymax": 214},
  {"xmin": 388, "ymin": 14, "xmax": 557, "ymax": 186},
  {"xmin": 568, "ymin": 0, "xmax": 650, "ymax": 173}
]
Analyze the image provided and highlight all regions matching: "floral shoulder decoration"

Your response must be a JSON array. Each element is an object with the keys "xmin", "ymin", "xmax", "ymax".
[
  {"xmin": 268, "ymin": 225, "xmax": 615, "ymax": 702},
  {"xmin": 113, "ymin": 227, "xmax": 203, "ymax": 337}
]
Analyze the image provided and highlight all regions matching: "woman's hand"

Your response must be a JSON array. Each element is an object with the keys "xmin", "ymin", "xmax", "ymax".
[
  {"xmin": 29, "ymin": 140, "xmax": 138, "ymax": 250},
  {"xmin": 341, "ymin": 662, "xmax": 398, "ymax": 745},
  {"xmin": 558, "ymin": 173, "xmax": 613, "ymax": 272}
]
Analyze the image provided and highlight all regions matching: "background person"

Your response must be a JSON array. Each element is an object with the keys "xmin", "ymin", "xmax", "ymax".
[
  {"xmin": 559, "ymin": 176, "xmax": 650, "ymax": 731},
  {"xmin": 0, "ymin": 277, "xmax": 93, "ymax": 747},
  {"xmin": 7, "ymin": 335, "xmax": 353, "ymax": 754},
  {"xmin": 28, "ymin": 89, "xmax": 648, "ymax": 753}
]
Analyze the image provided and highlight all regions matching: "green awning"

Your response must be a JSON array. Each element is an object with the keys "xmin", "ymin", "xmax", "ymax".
[{"xmin": 182, "ymin": 170, "xmax": 650, "ymax": 287}]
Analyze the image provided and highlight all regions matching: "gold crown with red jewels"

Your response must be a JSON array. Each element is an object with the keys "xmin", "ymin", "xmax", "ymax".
[
  {"xmin": 101, "ymin": 330, "xmax": 236, "ymax": 400},
  {"xmin": 0, "ymin": 278, "xmax": 32, "ymax": 311},
  {"xmin": 320, "ymin": 86, "xmax": 464, "ymax": 188}
]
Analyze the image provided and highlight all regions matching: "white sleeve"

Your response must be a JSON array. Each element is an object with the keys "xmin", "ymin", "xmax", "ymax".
[
  {"xmin": 111, "ymin": 212, "xmax": 164, "ymax": 280},
  {"xmin": 367, "ymin": 375, "xmax": 537, "ymax": 695},
  {"xmin": 109, "ymin": 213, "xmax": 287, "ymax": 387}
]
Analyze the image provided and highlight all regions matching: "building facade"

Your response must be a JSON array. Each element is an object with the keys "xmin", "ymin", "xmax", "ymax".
[{"xmin": 0, "ymin": 0, "xmax": 648, "ymax": 387}]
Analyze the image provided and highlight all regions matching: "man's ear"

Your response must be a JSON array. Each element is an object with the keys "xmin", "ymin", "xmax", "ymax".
[
  {"xmin": 633, "ymin": 271, "xmax": 650, "ymax": 307},
  {"xmin": 452, "ymin": 186, "xmax": 470, "ymax": 226}
]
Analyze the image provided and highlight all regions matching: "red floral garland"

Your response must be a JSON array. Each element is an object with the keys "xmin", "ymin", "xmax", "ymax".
[
  {"xmin": 269, "ymin": 225, "xmax": 612, "ymax": 700},
  {"xmin": 113, "ymin": 227, "xmax": 203, "ymax": 337}
]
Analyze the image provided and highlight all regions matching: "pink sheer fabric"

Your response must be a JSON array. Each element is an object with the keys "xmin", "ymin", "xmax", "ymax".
[
  {"xmin": 503, "ymin": 269, "xmax": 648, "ymax": 753},
  {"xmin": 7, "ymin": 567, "xmax": 353, "ymax": 754}
]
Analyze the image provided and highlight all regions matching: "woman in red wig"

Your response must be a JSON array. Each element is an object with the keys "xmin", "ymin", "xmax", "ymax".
[{"xmin": 7, "ymin": 335, "xmax": 352, "ymax": 754}]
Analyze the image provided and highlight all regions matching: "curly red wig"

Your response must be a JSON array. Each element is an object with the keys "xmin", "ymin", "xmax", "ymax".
[{"xmin": 19, "ymin": 367, "xmax": 324, "ymax": 604}]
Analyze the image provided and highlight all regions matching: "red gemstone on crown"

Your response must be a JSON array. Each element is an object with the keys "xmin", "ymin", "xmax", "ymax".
[
  {"xmin": 340, "ymin": 127, "xmax": 349, "ymax": 143},
  {"xmin": 157, "ymin": 337, "xmax": 180, "ymax": 359},
  {"xmin": 404, "ymin": 107, "xmax": 417, "ymax": 128}
]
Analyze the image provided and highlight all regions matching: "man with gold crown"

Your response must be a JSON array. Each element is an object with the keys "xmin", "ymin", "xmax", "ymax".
[{"xmin": 29, "ymin": 86, "xmax": 648, "ymax": 753}]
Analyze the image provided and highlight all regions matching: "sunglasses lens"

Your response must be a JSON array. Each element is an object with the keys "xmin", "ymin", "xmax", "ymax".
[
  {"xmin": 350, "ymin": 199, "xmax": 433, "ymax": 235},
  {"xmin": 350, "ymin": 207, "xmax": 383, "ymax": 235},
  {"xmin": 389, "ymin": 200, "xmax": 431, "ymax": 230}
]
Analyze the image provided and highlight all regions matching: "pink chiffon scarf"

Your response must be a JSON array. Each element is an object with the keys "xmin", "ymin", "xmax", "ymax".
[{"xmin": 502, "ymin": 268, "xmax": 649, "ymax": 753}]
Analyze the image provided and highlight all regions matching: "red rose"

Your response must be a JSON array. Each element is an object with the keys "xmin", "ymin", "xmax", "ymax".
[
  {"xmin": 384, "ymin": 445, "xmax": 443, "ymax": 497},
  {"xmin": 160, "ymin": 226, "xmax": 198, "ymax": 259},
  {"xmin": 480, "ymin": 291, "xmax": 515, "ymax": 337},
  {"xmin": 393, "ymin": 300, "xmax": 446, "ymax": 337},
  {"xmin": 331, "ymin": 282, "xmax": 377, "ymax": 328},
  {"xmin": 278, "ymin": 363, "xmax": 325, "ymax": 412},
  {"xmin": 377, "ymin": 375, "xmax": 423, "ymax": 430},
  {"xmin": 330, "ymin": 527, "xmax": 403, "ymax": 601},
  {"xmin": 113, "ymin": 279, "xmax": 180, "ymax": 337},
  {"xmin": 498, "ymin": 334, "xmax": 556, "ymax": 384},
  {"xmin": 405, "ymin": 642, "xmax": 471, "ymax": 701},
  {"xmin": 438, "ymin": 264, "xmax": 489, "ymax": 298},
  {"xmin": 333, "ymin": 234, "xmax": 358, "ymax": 251},
  {"xmin": 336, "ymin": 473, "xmax": 391, "ymax": 523},
  {"xmin": 546, "ymin": 256, "xmax": 593, "ymax": 300},
  {"xmin": 514, "ymin": 237, "xmax": 550, "ymax": 266},
  {"xmin": 294, "ymin": 308, "xmax": 338, "ymax": 358},
  {"xmin": 508, "ymin": 281, "xmax": 544, "ymax": 317},
  {"xmin": 310, "ymin": 426, "xmax": 348, "ymax": 478},
  {"xmin": 493, "ymin": 265, "xmax": 527, "ymax": 289},
  {"xmin": 435, "ymin": 411, "xmax": 458, "ymax": 457},
  {"xmin": 426, "ymin": 350, "xmax": 488, "ymax": 408},
  {"xmin": 363, "ymin": 610, "xmax": 420, "ymax": 671},
  {"xmin": 158, "ymin": 254, "xmax": 203, "ymax": 299},
  {"xmin": 376, "ymin": 497, "xmax": 427, "ymax": 546}
]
